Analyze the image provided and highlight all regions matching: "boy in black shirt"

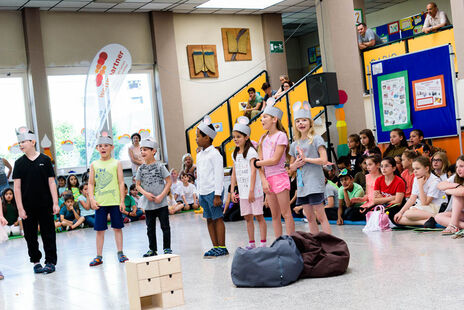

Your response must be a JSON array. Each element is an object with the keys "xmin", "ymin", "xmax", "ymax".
[{"xmin": 13, "ymin": 129, "xmax": 59, "ymax": 274}]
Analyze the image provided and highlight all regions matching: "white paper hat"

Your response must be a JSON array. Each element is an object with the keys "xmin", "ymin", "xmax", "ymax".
[
  {"xmin": 197, "ymin": 115, "xmax": 217, "ymax": 139},
  {"xmin": 16, "ymin": 127, "xmax": 36, "ymax": 143},
  {"xmin": 140, "ymin": 137, "xmax": 159, "ymax": 149},
  {"xmin": 96, "ymin": 135, "xmax": 113, "ymax": 146},
  {"xmin": 263, "ymin": 97, "xmax": 283, "ymax": 120},
  {"xmin": 233, "ymin": 116, "xmax": 251, "ymax": 136},
  {"xmin": 293, "ymin": 101, "xmax": 311, "ymax": 120}
]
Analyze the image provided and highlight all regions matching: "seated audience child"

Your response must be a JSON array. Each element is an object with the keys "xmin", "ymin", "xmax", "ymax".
[
  {"xmin": 66, "ymin": 174, "xmax": 80, "ymax": 201},
  {"xmin": 324, "ymin": 164, "xmax": 339, "ymax": 185},
  {"xmin": 359, "ymin": 129, "xmax": 381, "ymax": 156},
  {"xmin": 337, "ymin": 156, "xmax": 351, "ymax": 172},
  {"xmin": 57, "ymin": 175, "xmax": 67, "ymax": 207},
  {"xmin": 1, "ymin": 188, "xmax": 22, "ymax": 236},
  {"xmin": 409, "ymin": 129, "xmax": 426, "ymax": 150},
  {"xmin": 435, "ymin": 155, "xmax": 464, "ymax": 235},
  {"xmin": 122, "ymin": 184, "xmax": 143, "ymax": 223},
  {"xmin": 394, "ymin": 156, "xmax": 446, "ymax": 227},
  {"xmin": 448, "ymin": 164, "xmax": 456, "ymax": 178},
  {"xmin": 170, "ymin": 169, "xmax": 182, "ymax": 203},
  {"xmin": 324, "ymin": 175, "xmax": 339, "ymax": 221},
  {"xmin": 395, "ymin": 155, "xmax": 404, "ymax": 174},
  {"xmin": 180, "ymin": 172, "xmax": 199, "ymax": 211},
  {"xmin": 401, "ymin": 150, "xmax": 419, "ymax": 199},
  {"xmin": 432, "ymin": 151, "xmax": 449, "ymax": 181},
  {"xmin": 223, "ymin": 184, "xmax": 243, "ymax": 222},
  {"xmin": 60, "ymin": 194, "xmax": 84, "ymax": 231},
  {"xmin": 348, "ymin": 134, "xmax": 364, "ymax": 174},
  {"xmin": 383, "ymin": 128, "xmax": 408, "ymax": 158},
  {"xmin": 373, "ymin": 157, "xmax": 406, "ymax": 221},
  {"xmin": 353, "ymin": 154, "xmax": 382, "ymax": 211},
  {"xmin": 337, "ymin": 169, "xmax": 365, "ymax": 224},
  {"xmin": 129, "ymin": 184, "xmax": 140, "ymax": 205},
  {"xmin": 77, "ymin": 183, "xmax": 95, "ymax": 227},
  {"xmin": 167, "ymin": 190, "xmax": 185, "ymax": 215},
  {"xmin": 354, "ymin": 156, "xmax": 367, "ymax": 190}
]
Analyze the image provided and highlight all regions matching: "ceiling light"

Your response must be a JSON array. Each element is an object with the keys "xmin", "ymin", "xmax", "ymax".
[{"xmin": 197, "ymin": 0, "xmax": 284, "ymax": 10}]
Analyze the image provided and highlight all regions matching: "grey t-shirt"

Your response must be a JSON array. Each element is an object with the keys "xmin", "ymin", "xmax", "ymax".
[
  {"xmin": 289, "ymin": 135, "xmax": 326, "ymax": 197},
  {"xmin": 135, "ymin": 162, "xmax": 170, "ymax": 210},
  {"xmin": 324, "ymin": 182, "xmax": 339, "ymax": 209},
  {"xmin": 358, "ymin": 28, "xmax": 383, "ymax": 46}
]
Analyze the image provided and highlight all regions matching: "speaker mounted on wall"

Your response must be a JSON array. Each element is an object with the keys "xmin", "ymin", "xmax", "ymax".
[{"xmin": 306, "ymin": 72, "xmax": 340, "ymax": 108}]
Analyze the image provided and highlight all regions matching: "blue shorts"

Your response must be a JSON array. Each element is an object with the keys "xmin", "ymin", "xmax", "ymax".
[
  {"xmin": 199, "ymin": 192, "xmax": 224, "ymax": 220},
  {"xmin": 94, "ymin": 205, "xmax": 124, "ymax": 231},
  {"xmin": 296, "ymin": 193, "xmax": 325, "ymax": 206}
]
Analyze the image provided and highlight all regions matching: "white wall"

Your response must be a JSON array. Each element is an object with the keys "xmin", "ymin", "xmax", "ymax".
[
  {"xmin": 172, "ymin": 13, "xmax": 266, "ymax": 128},
  {"xmin": 0, "ymin": 11, "xmax": 26, "ymax": 69},
  {"xmin": 366, "ymin": 0, "xmax": 452, "ymax": 28}
]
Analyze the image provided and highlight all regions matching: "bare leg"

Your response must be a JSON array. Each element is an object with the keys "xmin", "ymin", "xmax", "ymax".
[
  {"xmin": 276, "ymin": 190, "xmax": 295, "ymax": 235},
  {"xmin": 114, "ymin": 228, "xmax": 123, "ymax": 252},
  {"xmin": 302, "ymin": 204, "xmax": 319, "ymax": 234},
  {"xmin": 450, "ymin": 196, "xmax": 464, "ymax": 227},
  {"xmin": 61, "ymin": 219, "xmax": 73, "ymax": 228},
  {"xmin": 434, "ymin": 211, "xmax": 451, "ymax": 227},
  {"xmin": 256, "ymin": 215, "xmax": 267, "ymax": 242},
  {"xmin": 266, "ymin": 193, "xmax": 282, "ymax": 237},
  {"xmin": 244, "ymin": 215, "xmax": 255, "ymax": 242},
  {"xmin": 206, "ymin": 219, "xmax": 218, "ymax": 246},
  {"xmin": 71, "ymin": 217, "xmax": 85, "ymax": 229},
  {"xmin": 314, "ymin": 204, "xmax": 332, "ymax": 234},
  {"xmin": 398, "ymin": 209, "xmax": 434, "ymax": 226},
  {"xmin": 214, "ymin": 218, "xmax": 226, "ymax": 247},
  {"xmin": 96, "ymin": 231, "xmax": 105, "ymax": 256}
]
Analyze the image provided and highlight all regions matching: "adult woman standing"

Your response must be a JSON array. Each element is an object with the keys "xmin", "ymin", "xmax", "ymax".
[{"xmin": 128, "ymin": 133, "xmax": 143, "ymax": 176}]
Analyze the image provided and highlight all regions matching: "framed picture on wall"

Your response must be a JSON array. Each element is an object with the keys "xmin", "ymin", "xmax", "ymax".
[
  {"xmin": 388, "ymin": 21, "xmax": 399, "ymax": 35},
  {"xmin": 412, "ymin": 75, "xmax": 446, "ymax": 111},
  {"xmin": 186, "ymin": 45, "xmax": 219, "ymax": 79},
  {"xmin": 221, "ymin": 28, "xmax": 252, "ymax": 61},
  {"xmin": 354, "ymin": 9, "xmax": 363, "ymax": 24}
]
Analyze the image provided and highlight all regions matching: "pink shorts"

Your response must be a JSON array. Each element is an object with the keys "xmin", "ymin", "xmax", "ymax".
[
  {"xmin": 266, "ymin": 172, "xmax": 291, "ymax": 194},
  {"xmin": 240, "ymin": 196, "xmax": 264, "ymax": 216}
]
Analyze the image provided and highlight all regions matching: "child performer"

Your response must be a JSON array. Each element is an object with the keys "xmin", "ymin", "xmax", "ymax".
[
  {"xmin": 196, "ymin": 116, "xmax": 228, "ymax": 258},
  {"xmin": 13, "ymin": 129, "xmax": 59, "ymax": 274},
  {"xmin": 88, "ymin": 135, "xmax": 128, "ymax": 266},
  {"xmin": 254, "ymin": 98, "xmax": 295, "ymax": 237},
  {"xmin": 289, "ymin": 102, "xmax": 330, "ymax": 234},
  {"xmin": 136, "ymin": 138, "xmax": 172, "ymax": 256},
  {"xmin": 230, "ymin": 117, "xmax": 267, "ymax": 249}
]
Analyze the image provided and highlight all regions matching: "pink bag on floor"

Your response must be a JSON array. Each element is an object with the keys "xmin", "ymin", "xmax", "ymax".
[{"xmin": 363, "ymin": 205, "xmax": 391, "ymax": 232}]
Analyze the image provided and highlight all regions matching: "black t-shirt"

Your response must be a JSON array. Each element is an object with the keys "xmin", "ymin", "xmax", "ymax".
[{"xmin": 13, "ymin": 153, "xmax": 55, "ymax": 209}]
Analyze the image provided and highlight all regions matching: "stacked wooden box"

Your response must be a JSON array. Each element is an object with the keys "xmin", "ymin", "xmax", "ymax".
[{"xmin": 126, "ymin": 254, "xmax": 184, "ymax": 310}]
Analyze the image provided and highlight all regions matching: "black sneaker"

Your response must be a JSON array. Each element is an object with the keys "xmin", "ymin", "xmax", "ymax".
[
  {"xmin": 33, "ymin": 264, "xmax": 44, "ymax": 274},
  {"xmin": 143, "ymin": 250, "xmax": 156, "ymax": 257},
  {"xmin": 424, "ymin": 217, "xmax": 436, "ymax": 228},
  {"xmin": 42, "ymin": 264, "xmax": 56, "ymax": 274}
]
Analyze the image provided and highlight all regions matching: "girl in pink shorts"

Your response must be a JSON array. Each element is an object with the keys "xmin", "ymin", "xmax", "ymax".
[
  {"xmin": 255, "ymin": 99, "xmax": 295, "ymax": 238},
  {"xmin": 230, "ymin": 117, "xmax": 267, "ymax": 249}
]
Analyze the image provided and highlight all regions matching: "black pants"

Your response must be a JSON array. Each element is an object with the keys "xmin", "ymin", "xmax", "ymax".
[
  {"xmin": 325, "ymin": 208, "xmax": 339, "ymax": 221},
  {"xmin": 145, "ymin": 207, "xmax": 170, "ymax": 252},
  {"xmin": 343, "ymin": 207, "xmax": 366, "ymax": 222},
  {"xmin": 23, "ymin": 207, "xmax": 57, "ymax": 265},
  {"xmin": 223, "ymin": 203, "xmax": 243, "ymax": 222}
]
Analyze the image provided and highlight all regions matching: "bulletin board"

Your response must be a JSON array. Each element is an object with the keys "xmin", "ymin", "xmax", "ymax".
[{"xmin": 371, "ymin": 44, "xmax": 458, "ymax": 143}]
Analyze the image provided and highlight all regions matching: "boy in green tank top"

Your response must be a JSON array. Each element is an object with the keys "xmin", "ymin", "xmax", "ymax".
[{"xmin": 88, "ymin": 136, "xmax": 128, "ymax": 266}]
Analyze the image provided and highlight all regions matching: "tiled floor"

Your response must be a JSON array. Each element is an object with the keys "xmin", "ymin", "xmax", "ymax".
[{"xmin": 1, "ymin": 212, "xmax": 463, "ymax": 310}]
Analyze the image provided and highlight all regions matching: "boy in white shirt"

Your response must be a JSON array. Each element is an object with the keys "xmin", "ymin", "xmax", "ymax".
[
  {"xmin": 196, "ymin": 116, "xmax": 227, "ymax": 258},
  {"xmin": 180, "ymin": 172, "xmax": 199, "ymax": 211}
]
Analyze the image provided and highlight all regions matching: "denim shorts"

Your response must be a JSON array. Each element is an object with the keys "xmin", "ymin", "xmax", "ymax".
[
  {"xmin": 199, "ymin": 192, "xmax": 224, "ymax": 220},
  {"xmin": 94, "ymin": 205, "xmax": 124, "ymax": 231},
  {"xmin": 296, "ymin": 193, "xmax": 325, "ymax": 206}
]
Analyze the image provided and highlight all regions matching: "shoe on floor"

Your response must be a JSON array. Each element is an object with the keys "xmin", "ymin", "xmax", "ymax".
[
  {"xmin": 163, "ymin": 248, "xmax": 173, "ymax": 254},
  {"xmin": 42, "ymin": 264, "xmax": 56, "ymax": 274},
  {"xmin": 139, "ymin": 215, "xmax": 146, "ymax": 220},
  {"xmin": 118, "ymin": 253, "xmax": 129, "ymax": 263},
  {"xmin": 123, "ymin": 217, "xmax": 130, "ymax": 224},
  {"xmin": 424, "ymin": 217, "xmax": 436, "ymax": 228},
  {"xmin": 217, "ymin": 247, "xmax": 229, "ymax": 256},
  {"xmin": 245, "ymin": 243, "xmax": 256, "ymax": 250},
  {"xmin": 203, "ymin": 248, "xmax": 219, "ymax": 259},
  {"xmin": 89, "ymin": 257, "xmax": 103, "ymax": 267},
  {"xmin": 143, "ymin": 250, "xmax": 156, "ymax": 257},
  {"xmin": 33, "ymin": 263, "xmax": 44, "ymax": 274}
]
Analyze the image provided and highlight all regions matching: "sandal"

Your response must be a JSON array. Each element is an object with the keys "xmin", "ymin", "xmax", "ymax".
[
  {"xmin": 442, "ymin": 224, "xmax": 459, "ymax": 235},
  {"xmin": 89, "ymin": 257, "xmax": 103, "ymax": 267},
  {"xmin": 452, "ymin": 229, "xmax": 464, "ymax": 239},
  {"xmin": 118, "ymin": 253, "xmax": 129, "ymax": 263}
]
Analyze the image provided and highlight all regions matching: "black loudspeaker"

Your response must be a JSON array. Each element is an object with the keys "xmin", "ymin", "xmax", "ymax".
[{"xmin": 306, "ymin": 72, "xmax": 340, "ymax": 108}]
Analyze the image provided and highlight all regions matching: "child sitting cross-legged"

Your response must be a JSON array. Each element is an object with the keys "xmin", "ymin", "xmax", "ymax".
[
  {"xmin": 179, "ymin": 172, "xmax": 199, "ymax": 211},
  {"xmin": 122, "ymin": 184, "xmax": 143, "ymax": 223},
  {"xmin": 60, "ymin": 194, "xmax": 85, "ymax": 231},
  {"xmin": 78, "ymin": 183, "xmax": 95, "ymax": 227},
  {"xmin": 337, "ymin": 169, "xmax": 365, "ymax": 225}
]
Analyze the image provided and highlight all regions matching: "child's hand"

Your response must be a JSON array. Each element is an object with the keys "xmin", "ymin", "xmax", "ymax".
[
  {"xmin": 293, "ymin": 156, "xmax": 305, "ymax": 169},
  {"xmin": 154, "ymin": 195, "xmax": 163, "ymax": 204},
  {"xmin": 262, "ymin": 179, "xmax": 271, "ymax": 194},
  {"xmin": 394, "ymin": 211, "xmax": 403, "ymax": 223},
  {"xmin": 90, "ymin": 199, "xmax": 100, "ymax": 210},
  {"xmin": 119, "ymin": 203, "xmax": 125, "ymax": 213},
  {"xmin": 296, "ymin": 146, "xmax": 305, "ymax": 159},
  {"xmin": 213, "ymin": 195, "xmax": 222, "ymax": 207},
  {"xmin": 53, "ymin": 203, "xmax": 60, "ymax": 215},
  {"xmin": 350, "ymin": 197, "xmax": 364, "ymax": 204},
  {"xmin": 130, "ymin": 210, "xmax": 137, "ymax": 217},
  {"xmin": 248, "ymin": 191, "xmax": 255, "ymax": 203},
  {"xmin": 231, "ymin": 192, "xmax": 237, "ymax": 203},
  {"xmin": 0, "ymin": 216, "xmax": 7, "ymax": 226},
  {"xmin": 144, "ymin": 193, "xmax": 156, "ymax": 202},
  {"xmin": 18, "ymin": 209, "xmax": 27, "ymax": 220},
  {"xmin": 417, "ymin": 176, "xmax": 426, "ymax": 187},
  {"xmin": 337, "ymin": 217, "xmax": 344, "ymax": 225}
]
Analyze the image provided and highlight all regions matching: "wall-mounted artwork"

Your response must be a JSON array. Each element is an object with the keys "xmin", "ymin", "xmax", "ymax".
[
  {"xmin": 187, "ymin": 45, "xmax": 219, "ymax": 78},
  {"xmin": 221, "ymin": 28, "xmax": 252, "ymax": 61}
]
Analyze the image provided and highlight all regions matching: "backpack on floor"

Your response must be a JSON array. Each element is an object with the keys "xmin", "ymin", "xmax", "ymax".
[
  {"xmin": 231, "ymin": 235, "xmax": 304, "ymax": 287},
  {"xmin": 291, "ymin": 231, "xmax": 350, "ymax": 278}
]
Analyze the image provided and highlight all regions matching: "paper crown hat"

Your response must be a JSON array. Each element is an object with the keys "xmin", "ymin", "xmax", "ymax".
[
  {"xmin": 292, "ymin": 101, "xmax": 311, "ymax": 120},
  {"xmin": 96, "ymin": 135, "xmax": 113, "ymax": 145},
  {"xmin": 263, "ymin": 97, "xmax": 283, "ymax": 120},
  {"xmin": 140, "ymin": 137, "xmax": 159, "ymax": 149},
  {"xmin": 16, "ymin": 127, "xmax": 36, "ymax": 143},
  {"xmin": 197, "ymin": 115, "xmax": 217, "ymax": 139},
  {"xmin": 233, "ymin": 116, "xmax": 251, "ymax": 136}
]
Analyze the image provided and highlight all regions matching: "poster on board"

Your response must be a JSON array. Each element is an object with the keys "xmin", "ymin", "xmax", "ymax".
[
  {"xmin": 412, "ymin": 75, "xmax": 446, "ymax": 111},
  {"xmin": 377, "ymin": 70, "xmax": 412, "ymax": 131}
]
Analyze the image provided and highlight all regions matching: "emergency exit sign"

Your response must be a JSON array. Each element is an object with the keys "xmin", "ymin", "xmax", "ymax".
[{"xmin": 270, "ymin": 41, "xmax": 284, "ymax": 53}]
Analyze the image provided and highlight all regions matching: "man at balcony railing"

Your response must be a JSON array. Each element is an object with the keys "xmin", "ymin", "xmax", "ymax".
[
  {"xmin": 422, "ymin": 2, "xmax": 450, "ymax": 34},
  {"xmin": 357, "ymin": 23, "xmax": 383, "ymax": 50}
]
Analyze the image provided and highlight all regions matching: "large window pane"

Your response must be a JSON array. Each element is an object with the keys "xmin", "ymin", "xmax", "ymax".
[{"xmin": 0, "ymin": 77, "xmax": 28, "ymax": 165}]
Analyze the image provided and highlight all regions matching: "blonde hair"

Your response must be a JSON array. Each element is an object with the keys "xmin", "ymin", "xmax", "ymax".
[
  {"xmin": 293, "ymin": 117, "xmax": 315, "ymax": 144},
  {"xmin": 433, "ymin": 151, "xmax": 450, "ymax": 174}
]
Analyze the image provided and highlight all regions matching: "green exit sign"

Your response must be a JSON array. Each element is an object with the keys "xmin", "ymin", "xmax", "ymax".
[{"xmin": 270, "ymin": 41, "xmax": 284, "ymax": 53}]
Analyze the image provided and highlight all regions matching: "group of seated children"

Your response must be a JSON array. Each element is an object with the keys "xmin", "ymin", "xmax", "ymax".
[
  {"xmin": 168, "ymin": 169, "xmax": 200, "ymax": 215},
  {"xmin": 317, "ymin": 127, "xmax": 462, "ymax": 234}
]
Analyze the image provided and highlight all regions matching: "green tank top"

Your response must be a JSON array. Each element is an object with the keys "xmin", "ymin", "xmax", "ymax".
[{"xmin": 93, "ymin": 158, "xmax": 120, "ymax": 206}]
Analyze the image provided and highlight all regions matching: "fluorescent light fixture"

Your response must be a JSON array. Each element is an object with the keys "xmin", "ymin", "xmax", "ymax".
[{"xmin": 197, "ymin": 0, "xmax": 284, "ymax": 10}]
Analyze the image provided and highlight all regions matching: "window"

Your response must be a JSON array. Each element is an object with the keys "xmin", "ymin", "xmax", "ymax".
[
  {"xmin": 0, "ymin": 76, "xmax": 28, "ymax": 165},
  {"xmin": 48, "ymin": 71, "xmax": 157, "ymax": 171}
]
